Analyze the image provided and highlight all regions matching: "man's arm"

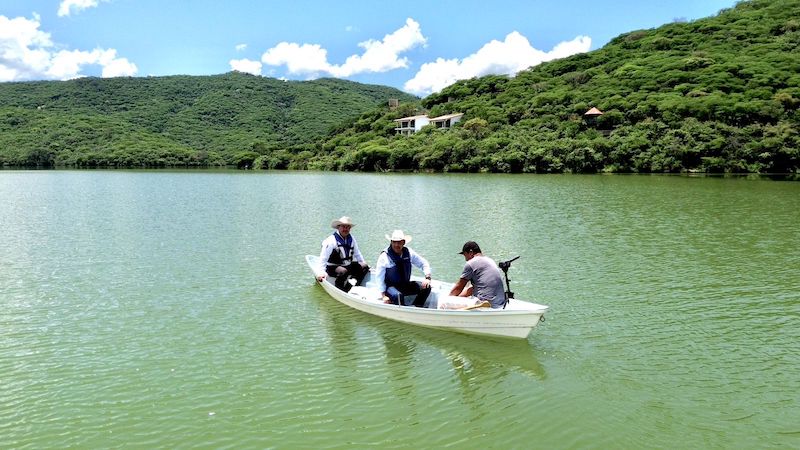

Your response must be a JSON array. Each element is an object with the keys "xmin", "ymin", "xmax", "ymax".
[
  {"xmin": 375, "ymin": 253, "xmax": 389, "ymax": 294},
  {"xmin": 449, "ymin": 278, "xmax": 469, "ymax": 296},
  {"xmin": 352, "ymin": 237, "xmax": 368, "ymax": 266},
  {"xmin": 410, "ymin": 250, "xmax": 431, "ymax": 278},
  {"xmin": 409, "ymin": 249, "xmax": 432, "ymax": 288},
  {"xmin": 316, "ymin": 238, "xmax": 334, "ymax": 281}
]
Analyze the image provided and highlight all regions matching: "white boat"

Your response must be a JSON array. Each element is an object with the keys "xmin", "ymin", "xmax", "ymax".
[{"xmin": 306, "ymin": 255, "xmax": 548, "ymax": 339}]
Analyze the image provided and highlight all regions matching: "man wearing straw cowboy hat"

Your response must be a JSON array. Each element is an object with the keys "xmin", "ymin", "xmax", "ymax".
[
  {"xmin": 375, "ymin": 230, "xmax": 432, "ymax": 307},
  {"xmin": 315, "ymin": 216, "xmax": 369, "ymax": 292}
]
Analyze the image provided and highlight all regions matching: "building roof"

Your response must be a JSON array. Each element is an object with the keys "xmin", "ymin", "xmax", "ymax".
[
  {"xmin": 429, "ymin": 113, "xmax": 464, "ymax": 122},
  {"xmin": 584, "ymin": 107, "xmax": 604, "ymax": 116},
  {"xmin": 393, "ymin": 115, "xmax": 429, "ymax": 122}
]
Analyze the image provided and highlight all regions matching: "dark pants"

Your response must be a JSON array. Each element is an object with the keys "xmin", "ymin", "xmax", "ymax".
[
  {"xmin": 326, "ymin": 262, "xmax": 368, "ymax": 292},
  {"xmin": 386, "ymin": 281, "xmax": 431, "ymax": 307}
]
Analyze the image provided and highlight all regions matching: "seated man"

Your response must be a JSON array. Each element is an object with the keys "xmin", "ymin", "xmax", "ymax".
[
  {"xmin": 375, "ymin": 230, "xmax": 432, "ymax": 307},
  {"xmin": 449, "ymin": 241, "xmax": 507, "ymax": 308},
  {"xmin": 315, "ymin": 216, "xmax": 369, "ymax": 292}
]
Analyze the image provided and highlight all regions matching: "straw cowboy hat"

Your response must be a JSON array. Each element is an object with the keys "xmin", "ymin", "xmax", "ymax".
[
  {"xmin": 331, "ymin": 216, "xmax": 355, "ymax": 228},
  {"xmin": 385, "ymin": 229, "xmax": 412, "ymax": 244}
]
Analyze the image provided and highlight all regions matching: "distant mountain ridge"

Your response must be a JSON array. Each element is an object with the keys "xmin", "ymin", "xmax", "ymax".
[{"xmin": 0, "ymin": 72, "xmax": 416, "ymax": 167}]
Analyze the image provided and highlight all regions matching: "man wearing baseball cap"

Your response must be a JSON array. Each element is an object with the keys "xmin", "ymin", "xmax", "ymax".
[{"xmin": 449, "ymin": 241, "xmax": 506, "ymax": 308}]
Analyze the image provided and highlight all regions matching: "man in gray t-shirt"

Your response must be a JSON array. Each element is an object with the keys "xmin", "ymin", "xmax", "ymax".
[{"xmin": 449, "ymin": 241, "xmax": 507, "ymax": 308}]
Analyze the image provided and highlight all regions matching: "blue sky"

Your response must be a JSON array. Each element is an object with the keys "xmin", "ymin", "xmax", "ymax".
[{"xmin": 2, "ymin": 0, "xmax": 739, "ymax": 96}]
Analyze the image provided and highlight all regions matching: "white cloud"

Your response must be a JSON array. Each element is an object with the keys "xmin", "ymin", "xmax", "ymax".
[
  {"xmin": 229, "ymin": 58, "xmax": 262, "ymax": 76},
  {"xmin": 235, "ymin": 43, "xmax": 247, "ymax": 52},
  {"xmin": 48, "ymin": 48, "xmax": 137, "ymax": 79},
  {"xmin": 261, "ymin": 18, "xmax": 426, "ymax": 78},
  {"xmin": 0, "ymin": 15, "xmax": 137, "ymax": 81},
  {"xmin": 58, "ymin": 0, "xmax": 101, "ymax": 17},
  {"xmin": 0, "ymin": 15, "xmax": 53, "ymax": 78},
  {"xmin": 262, "ymin": 42, "xmax": 328, "ymax": 77},
  {"xmin": 98, "ymin": 50, "xmax": 137, "ymax": 77},
  {"xmin": 404, "ymin": 32, "xmax": 592, "ymax": 96}
]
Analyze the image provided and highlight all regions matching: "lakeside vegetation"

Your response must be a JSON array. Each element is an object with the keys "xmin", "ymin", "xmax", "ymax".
[
  {"xmin": 0, "ymin": 74, "xmax": 415, "ymax": 168},
  {"xmin": 1, "ymin": 0, "xmax": 798, "ymax": 173}
]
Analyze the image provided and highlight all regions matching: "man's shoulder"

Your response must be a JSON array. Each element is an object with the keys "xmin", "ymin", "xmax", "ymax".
[
  {"xmin": 376, "ymin": 251, "xmax": 391, "ymax": 265},
  {"xmin": 467, "ymin": 256, "xmax": 491, "ymax": 270}
]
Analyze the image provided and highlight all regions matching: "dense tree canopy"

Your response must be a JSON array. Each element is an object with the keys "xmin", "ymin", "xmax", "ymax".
[
  {"xmin": 0, "ymin": 73, "xmax": 415, "ymax": 168},
  {"xmin": 300, "ymin": 0, "xmax": 800, "ymax": 174},
  {"xmin": 1, "ymin": 0, "xmax": 798, "ymax": 173}
]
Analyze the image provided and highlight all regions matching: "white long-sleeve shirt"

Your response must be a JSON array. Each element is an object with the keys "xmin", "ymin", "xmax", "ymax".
[
  {"xmin": 315, "ymin": 232, "xmax": 366, "ymax": 278},
  {"xmin": 374, "ymin": 246, "xmax": 431, "ymax": 294}
]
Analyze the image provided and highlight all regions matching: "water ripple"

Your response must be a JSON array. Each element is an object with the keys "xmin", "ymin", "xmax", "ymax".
[{"xmin": 2, "ymin": 172, "xmax": 799, "ymax": 448}]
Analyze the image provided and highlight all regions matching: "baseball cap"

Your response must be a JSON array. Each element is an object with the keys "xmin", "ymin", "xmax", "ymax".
[{"xmin": 458, "ymin": 241, "xmax": 481, "ymax": 254}]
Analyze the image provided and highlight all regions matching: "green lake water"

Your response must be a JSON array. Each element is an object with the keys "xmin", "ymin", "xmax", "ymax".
[{"xmin": 1, "ymin": 170, "xmax": 799, "ymax": 448}]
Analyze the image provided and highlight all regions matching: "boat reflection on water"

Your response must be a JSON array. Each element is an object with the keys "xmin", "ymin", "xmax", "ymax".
[
  {"xmin": 310, "ymin": 286, "xmax": 547, "ymax": 383},
  {"xmin": 376, "ymin": 321, "xmax": 547, "ymax": 382}
]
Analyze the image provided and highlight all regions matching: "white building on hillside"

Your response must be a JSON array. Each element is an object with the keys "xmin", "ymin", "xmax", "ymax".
[
  {"xmin": 394, "ymin": 113, "xmax": 463, "ymax": 135},
  {"xmin": 429, "ymin": 113, "xmax": 464, "ymax": 129},
  {"xmin": 394, "ymin": 115, "xmax": 430, "ymax": 136}
]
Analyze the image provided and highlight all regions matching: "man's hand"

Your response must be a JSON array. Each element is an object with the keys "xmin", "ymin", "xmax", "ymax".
[
  {"xmin": 316, "ymin": 274, "xmax": 326, "ymax": 282},
  {"xmin": 334, "ymin": 266, "xmax": 348, "ymax": 275}
]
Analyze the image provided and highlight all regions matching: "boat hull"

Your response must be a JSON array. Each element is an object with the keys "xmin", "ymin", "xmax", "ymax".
[{"xmin": 306, "ymin": 255, "xmax": 547, "ymax": 339}]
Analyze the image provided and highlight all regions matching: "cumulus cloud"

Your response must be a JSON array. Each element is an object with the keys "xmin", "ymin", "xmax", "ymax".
[
  {"xmin": 229, "ymin": 58, "xmax": 262, "ymax": 76},
  {"xmin": 0, "ymin": 15, "xmax": 137, "ymax": 81},
  {"xmin": 48, "ymin": 48, "xmax": 133, "ymax": 78},
  {"xmin": 58, "ymin": 0, "xmax": 101, "ymax": 17},
  {"xmin": 261, "ymin": 18, "xmax": 426, "ymax": 78},
  {"xmin": 262, "ymin": 42, "xmax": 328, "ymax": 76},
  {"xmin": 404, "ymin": 32, "xmax": 591, "ymax": 96},
  {"xmin": 97, "ymin": 50, "xmax": 137, "ymax": 77}
]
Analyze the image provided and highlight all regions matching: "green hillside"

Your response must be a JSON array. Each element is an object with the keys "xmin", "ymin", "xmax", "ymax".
[
  {"xmin": 302, "ymin": 0, "xmax": 800, "ymax": 174},
  {"xmin": 2, "ymin": 0, "xmax": 798, "ymax": 173},
  {"xmin": 0, "ymin": 72, "xmax": 416, "ymax": 168}
]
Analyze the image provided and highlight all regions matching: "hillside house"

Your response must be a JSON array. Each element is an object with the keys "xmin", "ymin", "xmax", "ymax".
[
  {"xmin": 430, "ymin": 113, "xmax": 464, "ymax": 129},
  {"xmin": 394, "ymin": 113, "xmax": 463, "ymax": 135},
  {"xmin": 394, "ymin": 115, "xmax": 430, "ymax": 136},
  {"xmin": 583, "ymin": 107, "xmax": 603, "ymax": 125}
]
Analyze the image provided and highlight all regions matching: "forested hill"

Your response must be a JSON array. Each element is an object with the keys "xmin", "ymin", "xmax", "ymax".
[
  {"xmin": 302, "ymin": 0, "xmax": 799, "ymax": 174},
  {"xmin": 2, "ymin": 0, "xmax": 798, "ymax": 173},
  {"xmin": 0, "ymin": 73, "xmax": 415, "ymax": 167}
]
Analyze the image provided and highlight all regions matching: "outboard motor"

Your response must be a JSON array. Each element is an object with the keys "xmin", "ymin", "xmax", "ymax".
[{"xmin": 498, "ymin": 256, "xmax": 520, "ymax": 309}]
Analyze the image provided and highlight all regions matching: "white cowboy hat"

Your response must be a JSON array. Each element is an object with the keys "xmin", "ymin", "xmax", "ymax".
[
  {"xmin": 385, "ymin": 229, "xmax": 412, "ymax": 244},
  {"xmin": 331, "ymin": 216, "xmax": 355, "ymax": 229}
]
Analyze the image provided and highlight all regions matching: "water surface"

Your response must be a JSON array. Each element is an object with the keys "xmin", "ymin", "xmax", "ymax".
[{"xmin": 1, "ymin": 170, "xmax": 798, "ymax": 448}]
